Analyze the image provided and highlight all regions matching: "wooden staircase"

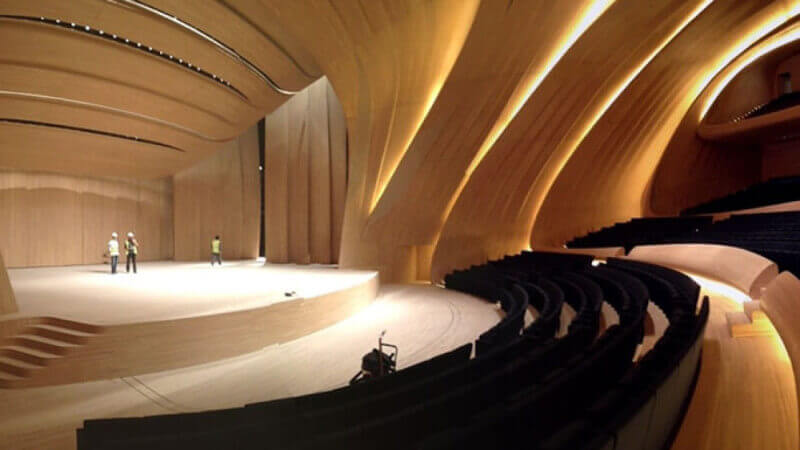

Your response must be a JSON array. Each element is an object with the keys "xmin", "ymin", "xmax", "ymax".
[
  {"xmin": 0, "ymin": 318, "xmax": 100, "ymax": 388},
  {"xmin": 726, "ymin": 301, "xmax": 777, "ymax": 338}
]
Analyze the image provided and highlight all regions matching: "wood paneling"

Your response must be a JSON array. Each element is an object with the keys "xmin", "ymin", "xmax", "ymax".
[
  {"xmin": 264, "ymin": 77, "xmax": 347, "ymax": 264},
  {"xmin": 360, "ymin": 0, "xmax": 609, "ymax": 281},
  {"xmin": 0, "ymin": 252, "xmax": 16, "ymax": 315},
  {"xmin": 0, "ymin": 170, "xmax": 172, "ymax": 268},
  {"xmin": 763, "ymin": 139, "xmax": 800, "ymax": 179},
  {"xmin": 649, "ymin": 38, "xmax": 800, "ymax": 215},
  {"xmin": 173, "ymin": 125, "xmax": 260, "ymax": 261},
  {"xmin": 626, "ymin": 244, "xmax": 779, "ymax": 299},
  {"xmin": 531, "ymin": 1, "xmax": 796, "ymax": 249},
  {"xmin": 0, "ymin": 0, "xmax": 318, "ymax": 178},
  {"xmin": 431, "ymin": 0, "xmax": 714, "ymax": 281}
]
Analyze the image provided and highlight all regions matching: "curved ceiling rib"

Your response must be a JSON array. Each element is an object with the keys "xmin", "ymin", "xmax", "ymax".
[
  {"xmin": 0, "ymin": 90, "xmax": 223, "ymax": 141},
  {"xmin": 110, "ymin": 0, "xmax": 298, "ymax": 96},
  {"xmin": 0, "ymin": 118, "xmax": 185, "ymax": 152},
  {"xmin": 0, "ymin": 15, "xmax": 248, "ymax": 101}
]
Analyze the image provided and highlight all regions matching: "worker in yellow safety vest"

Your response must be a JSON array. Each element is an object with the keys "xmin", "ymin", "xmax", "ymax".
[
  {"xmin": 211, "ymin": 235, "xmax": 222, "ymax": 266},
  {"xmin": 125, "ymin": 232, "xmax": 139, "ymax": 274},
  {"xmin": 107, "ymin": 232, "xmax": 119, "ymax": 274}
]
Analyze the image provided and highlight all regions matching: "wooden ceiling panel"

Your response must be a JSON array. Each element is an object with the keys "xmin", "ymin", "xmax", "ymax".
[
  {"xmin": 0, "ymin": 95, "xmax": 219, "ymax": 156},
  {"xmin": 0, "ymin": 122, "xmax": 188, "ymax": 179},
  {"xmin": 0, "ymin": 63, "xmax": 241, "ymax": 140},
  {"xmin": 0, "ymin": 21, "xmax": 259, "ymax": 125},
  {"xmin": 0, "ymin": 0, "xmax": 313, "ymax": 105},
  {"xmin": 429, "ymin": 0, "xmax": 713, "ymax": 281}
]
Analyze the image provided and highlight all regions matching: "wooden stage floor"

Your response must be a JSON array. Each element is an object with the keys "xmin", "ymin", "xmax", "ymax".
[
  {"xmin": 0, "ymin": 278, "xmax": 500, "ymax": 449},
  {"xmin": 7, "ymin": 260, "xmax": 374, "ymax": 324}
]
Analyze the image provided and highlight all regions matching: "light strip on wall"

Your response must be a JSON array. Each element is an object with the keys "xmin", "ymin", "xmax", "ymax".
[
  {"xmin": 433, "ymin": 0, "xmax": 615, "ymax": 227},
  {"xmin": 521, "ymin": 0, "xmax": 713, "ymax": 234},
  {"xmin": 700, "ymin": 22, "xmax": 800, "ymax": 119},
  {"xmin": 367, "ymin": 0, "xmax": 481, "ymax": 213}
]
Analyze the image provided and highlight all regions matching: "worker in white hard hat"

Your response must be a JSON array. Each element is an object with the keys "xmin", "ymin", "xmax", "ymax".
[
  {"xmin": 107, "ymin": 232, "xmax": 120, "ymax": 274},
  {"xmin": 125, "ymin": 232, "xmax": 139, "ymax": 274}
]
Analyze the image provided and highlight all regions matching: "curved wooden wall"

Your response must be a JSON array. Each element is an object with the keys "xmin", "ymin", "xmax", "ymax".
[
  {"xmin": 173, "ymin": 125, "xmax": 260, "ymax": 261},
  {"xmin": 650, "ymin": 28, "xmax": 800, "ymax": 215},
  {"xmin": 626, "ymin": 244, "xmax": 779, "ymax": 299},
  {"xmin": 0, "ymin": 170, "xmax": 173, "ymax": 267},
  {"xmin": 264, "ymin": 77, "xmax": 347, "ymax": 264},
  {"xmin": 6, "ymin": 1, "xmax": 800, "ymax": 287},
  {"xmin": 432, "ymin": 0, "xmax": 716, "ymax": 280},
  {"xmin": 239, "ymin": 0, "xmax": 481, "ymax": 280}
]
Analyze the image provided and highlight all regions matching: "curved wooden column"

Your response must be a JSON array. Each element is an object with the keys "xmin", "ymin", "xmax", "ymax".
[{"xmin": 431, "ymin": 0, "xmax": 711, "ymax": 281}]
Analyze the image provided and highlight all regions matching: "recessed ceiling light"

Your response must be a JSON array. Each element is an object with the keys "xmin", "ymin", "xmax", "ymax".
[
  {"xmin": 112, "ymin": 34, "xmax": 117, "ymax": 39},
  {"xmin": 125, "ymin": 38, "xmax": 129, "ymax": 43},
  {"xmin": 84, "ymin": 25, "xmax": 90, "ymax": 31},
  {"xmin": 55, "ymin": 19, "xmax": 60, "ymax": 23},
  {"xmin": 148, "ymin": 46, "xmax": 152, "ymax": 51},
  {"xmin": 70, "ymin": 23, "xmax": 76, "ymax": 27},
  {"xmin": 99, "ymin": 30, "xmax": 104, "ymax": 35}
]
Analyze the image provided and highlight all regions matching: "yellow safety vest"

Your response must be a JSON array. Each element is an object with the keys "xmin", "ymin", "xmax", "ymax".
[
  {"xmin": 125, "ymin": 240, "xmax": 138, "ymax": 255},
  {"xmin": 108, "ymin": 240, "xmax": 119, "ymax": 257},
  {"xmin": 211, "ymin": 239, "xmax": 221, "ymax": 254}
]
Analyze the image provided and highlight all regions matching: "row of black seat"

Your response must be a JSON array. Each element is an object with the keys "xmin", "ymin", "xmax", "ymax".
[
  {"xmin": 77, "ymin": 252, "xmax": 707, "ymax": 450},
  {"xmin": 682, "ymin": 175, "xmax": 800, "ymax": 215},
  {"xmin": 566, "ymin": 216, "xmax": 712, "ymax": 252},
  {"xmin": 569, "ymin": 211, "xmax": 800, "ymax": 277},
  {"xmin": 413, "ymin": 253, "xmax": 706, "ymax": 449}
]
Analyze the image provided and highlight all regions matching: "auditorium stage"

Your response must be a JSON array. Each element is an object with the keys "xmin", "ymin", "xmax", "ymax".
[
  {"xmin": 0, "ymin": 261, "xmax": 380, "ymax": 388},
  {"xmin": 8, "ymin": 260, "xmax": 375, "ymax": 324},
  {"xmin": 1, "ymin": 282, "xmax": 501, "ymax": 450}
]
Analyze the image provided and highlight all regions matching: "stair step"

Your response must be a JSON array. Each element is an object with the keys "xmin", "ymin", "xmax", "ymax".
[
  {"xmin": 0, "ymin": 355, "xmax": 41, "ymax": 377},
  {"xmin": 726, "ymin": 311, "xmax": 775, "ymax": 338},
  {"xmin": 12, "ymin": 335, "xmax": 77, "ymax": 355},
  {"xmin": 41, "ymin": 317, "xmax": 101, "ymax": 334},
  {"xmin": 0, "ymin": 370, "xmax": 25, "ymax": 388},
  {"xmin": 0, "ymin": 346, "xmax": 60, "ymax": 366},
  {"xmin": 30, "ymin": 324, "xmax": 93, "ymax": 344}
]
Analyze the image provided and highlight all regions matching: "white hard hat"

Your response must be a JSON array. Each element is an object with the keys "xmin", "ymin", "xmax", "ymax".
[
  {"xmin": 127, "ymin": 232, "xmax": 134, "ymax": 237},
  {"xmin": 111, "ymin": 232, "xmax": 118, "ymax": 238}
]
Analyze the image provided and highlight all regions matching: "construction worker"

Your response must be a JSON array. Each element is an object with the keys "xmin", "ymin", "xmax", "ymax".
[
  {"xmin": 108, "ymin": 232, "xmax": 119, "ymax": 274},
  {"xmin": 125, "ymin": 232, "xmax": 139, "ymax": 274},
  {"xmin": 211, "ymin": 235, "xmax": 222, "ymax": 266}
]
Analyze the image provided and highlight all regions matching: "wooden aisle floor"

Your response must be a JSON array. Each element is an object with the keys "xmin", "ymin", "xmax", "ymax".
[
  {"xmin": 672, "ymin": 280, "xmax": 798, "ymax": 449},
  {"xmin": 0, "ymin": 284, "xmax": 498, "ymax": 450}
]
